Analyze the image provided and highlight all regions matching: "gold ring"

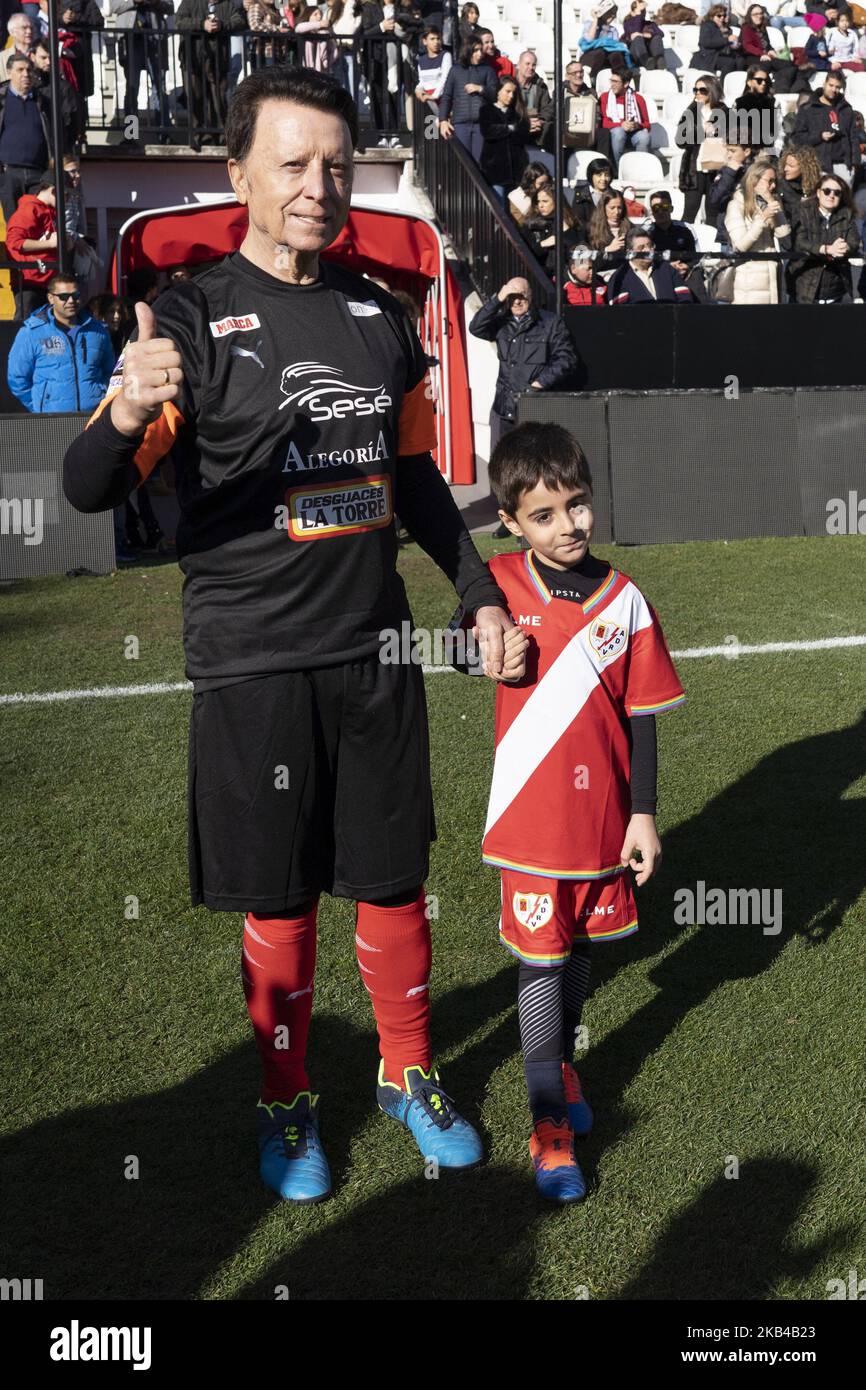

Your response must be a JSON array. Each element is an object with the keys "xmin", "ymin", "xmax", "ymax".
[{"xmin": 163, "ymin": 368, "xmax": 171, "ymax": 386}]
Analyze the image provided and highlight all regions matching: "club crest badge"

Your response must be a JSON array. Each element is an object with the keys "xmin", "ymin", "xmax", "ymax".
[
  {"xmin": 512, "ymin": 892, "xmax": 554, "ymax": 933},
  {"xmin": 589, "ymin": 618, "xmax": 627, "ymax": 663}
]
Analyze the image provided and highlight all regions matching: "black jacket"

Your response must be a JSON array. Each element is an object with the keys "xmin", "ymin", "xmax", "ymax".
[
  {"xmin": 0, "ymin": 80, "xmax": 52, "ymax": 158},
  {"xmin": 693, "ymin": 19, "xmax": 736, "ymax": 72},
  {"xmin": 790, "ymin": 199, "xmax": 861, "ymax": 301},
  {"xmin": 707, "ymin": 160, "xmax": 747, "ymax": 240},
  {"xmin": 523, "ymin": 214, "xmax": 580, "ymax": 276},
  {"xmin": 732, "ymin": 91, "xmax": 777, "ymax": 149},
  {"xmin": 793, "ymin": 93, "xmax": 856, "ymax": 174},
  {"xmin": 479, "ymin": 99, "xmax": 531, "ymax": 187},
  {"xmin": 518, "ymin": 72, "xmax": 554, "ymax": 151},
  {"xmin": 438, "ymin": 60, "xmax": 497, "ymax": 124},
  {"xmin": 468, "ymin": 296, "xmax": 578, "ymax": 419},
  {"xmin": 607, "ymin": 260, "xmax": 694, "ymax": 304},
  {"xmin": 778, "ymin": 175, "xmax": 807, "ymax": 232},
  {"xmin": 677, "ymin": 100, "xmax": 728, "ymax": 191}
]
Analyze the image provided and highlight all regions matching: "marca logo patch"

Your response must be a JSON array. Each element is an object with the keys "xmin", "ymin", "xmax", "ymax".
[
  {"xmin": 512, "ymin": 892, "xmax": 554, "ymax": 933},
  {"xmin": 589, "ymin": 617, "xmax": 627, "ymax": 664},
  {"xmin": 346, "ymin": 299, "xmax": 383, "ymax": 317},
  {"xmin": 284, "ymin": 474, "xmax": 393, "ymax": 541},
  {"xmin": 209, "ymin": 313, "xmax": 262, "ymax": 338}
]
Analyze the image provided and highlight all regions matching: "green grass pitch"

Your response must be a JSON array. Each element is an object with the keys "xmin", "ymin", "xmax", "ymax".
[{"xmin": 1, "ymin": 534, "xmax": 864, "ymax": 1300}]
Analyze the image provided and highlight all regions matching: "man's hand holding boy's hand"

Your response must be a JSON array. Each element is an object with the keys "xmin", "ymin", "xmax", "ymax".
[
  {"xmin": 499, "ymin": 624, "xmax": 529, "ymax": 682},
  {"xmin": 474, "ymin": 608, "xmax": 527, "ymax": 682},
  {"xmin": 620, "ymin": 813, "xmax": 662, "ymax": 886}
]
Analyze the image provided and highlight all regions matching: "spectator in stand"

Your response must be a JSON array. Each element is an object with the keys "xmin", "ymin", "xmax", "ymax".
[
  {"xmin": 30, "ymin": 39, "xmax": 82, "ymax": 152},
  {"xmin": 790, "ymin": 170, "xmax": 861, "ymax": 299},
  {"xmin": 794, "ymin": 70, "xmax": 856, "ymax": 178},
  {"xmin": 456, "ymin": 0, "xmax": 479, "ymax": 49},
  {"xmin": 7, "ymin": 271, "xmax": 114, "ymax": 411},
  {"xmin": 580, "ymin": 3, "xmax": 630, "ymax": 79},
  {"xmin": 826, "ymin": 12, "xmax": 863, "ymax": 70},
  {"xmin": 733, "ymin": 64, "xmax": 778, "ymax": 151},
  {"xmin": 480, "ymin": 75, "xmax": 530, "ymax": 205},
  {"xmin": 708, "ymin": 141, "xmax": 754, "ymax": 239},
  {"xmin": 415, "ymin": 25, "xmax": 452, "ymax": 107},
  {"xmin": 469, "ymin": 274, "xmax": 578, "ymax": 450},
  {"xmin": 507, "ymin": 160, "xmax": 550, "ymax": 224},
  {"xmin": 563, "ymin": 60, "xmax": 610, "ymax": 166},
  {"xmin": 523, "ymin": 181, "xmax": 580, "ymax": 275},
  {"xmin": 88, "ymin": 292, "xmax": 127, "ymax": 355},
  {"xmin": 295, "ymin": 2, "xmax": 351, "ymax": 75},
  {"xmin": 438, "ymin": 34, "xmax": 496, "ymax": 160},
  {"xmin": 739, "ymin": 5, "xmax": 808, "ymax": 92},
  {"xmin": 622, "ymin": 2, "xmax": 665, "ymax": 72},
  {"xmin": 514, "ymin": 50, "xmax": 555, "ymax": 177},
  {"xmin": 607, "ymin": 225, "xmax": 696, "ymax": 302},
  {"xmin": 647, "ymin": 187, "xmax": 707, "ymax": 298},
  {"xmin": 725, "ymin": 157, "xmax": 791, "ymax": 302},
  {"xmin": 601, "ymin": 69, "xmax": 651, "ymax": 169},
  {"xmin": 692, "ymin": 4, "xmax": 745, "ymax": 78},
  {"xmin": 4, "ymin": 174, "xmax": 60, "ymax": 319},
  {"xmin": 0, "ymin": 53, "xmax": 49, "ymax": 222},
  {"xmin": 803, "ymin": 14, "xmax": 841, "ymax": 72},
  {"xmin": 58, "ymin": 0, "xmax": 105, "ymax": 132},
  {"xmin": 588, "ymin": 187, "xmax": 632, "ymax": 271},
  {"xmin": 0, "ymin": 14, "xmax": 35, "ymax": 82},
  {"xmin": 562, "ymin": 243, "xmax": 607, "ymax": 304},
  {"xmin": 677, "ymin": 72, "xmax": 728, "ymax": 222},
  {"xmin": 167, "ymin": 262, "xmax": 192, "ymax": 283},
  {"xmin": 778, "ymin": 142, "xmax": 822, "ymax": 229},
  {"xmin": 572, "ymin": 155, "xmax": 613, "ymax": 236},
  {"xmin": 109, "ymin": 0, "xmax": 174, "ymax": 139},
  {"xmin": 478, "ymin": 28, "xmax": 514, "ymax": 81},
  {"xmin": 176, "ymin": 0, "xmax": 245, "ymax": 147}
]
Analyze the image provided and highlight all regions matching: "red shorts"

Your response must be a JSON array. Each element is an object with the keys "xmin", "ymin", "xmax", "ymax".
[{"xmin": 498, "ymin": 869, "xmax": 638, "ymax": 967}]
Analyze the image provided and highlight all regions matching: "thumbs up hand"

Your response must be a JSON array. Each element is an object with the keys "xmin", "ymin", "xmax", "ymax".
[{"xmin": 110, "ymin": 300, "xmax": 185, "ymax": 437}]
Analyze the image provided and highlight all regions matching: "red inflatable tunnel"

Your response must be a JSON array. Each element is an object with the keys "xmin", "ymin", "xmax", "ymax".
[{"xmin": 112, "ymin": 198, "xmax": 474, "ymax": 484}]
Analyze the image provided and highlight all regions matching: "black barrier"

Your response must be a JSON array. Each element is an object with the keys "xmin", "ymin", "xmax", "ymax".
[
  {"xmin": 564, "ymin": 305, "xmax": 866, "ymax": 392},
  {"xmin": 516, "ymin": 387, "xmax": 866, "ymax": 544},
  {"xmin": 0, "ymin": 412, "xmax": 115, "ymax": 579}
]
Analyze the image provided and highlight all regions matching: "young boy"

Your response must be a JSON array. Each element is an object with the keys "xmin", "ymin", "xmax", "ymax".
[{"xmin": 466, "ymin": 422, "xmax": 685, "ymax": 1203}]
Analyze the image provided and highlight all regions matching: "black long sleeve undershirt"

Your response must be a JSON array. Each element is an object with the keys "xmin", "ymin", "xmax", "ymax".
[
  {"xmin": 63, "ymin": 406, "xmax": 144, "ymax": 513},
  {"xmin": 395, "ymin": 452, "xmax": 507, "ymax": 617}
]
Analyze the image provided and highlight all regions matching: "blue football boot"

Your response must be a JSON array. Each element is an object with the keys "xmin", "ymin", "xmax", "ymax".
[
  {"xmin": 256, "ymin": 1092, "xmax": 332, "ymax": 1204},
  {"xmin": 376, "ymin": 1062, "xmax": 484, "ymax": 1170},
  {"xmin": 530, "ymin": 1117, "xmax": 587, "ymax": 1204},
  {"xmin": 562, "ymin": 1062, "xmax": 594, "ymax": 1137}
]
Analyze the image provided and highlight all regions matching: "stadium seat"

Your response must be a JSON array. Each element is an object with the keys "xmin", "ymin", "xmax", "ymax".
[
  {"xmin": 692, "ymin": 220, "xmax": 722, "ymax": 251},
  {"xmin": 503, "ymin": 0, "xmax": 526, "ymax": 22},
  {"xmin": 649, "ymin": 119, "xmax": 677, "ymax": 155},
  {"xmin": 617, "ymin": 150, "xmax": 665, "ymax": 192},
  {"xmin": 566, "ymin": 148, "xmax": 608, "ymax": 184},
  {"xmin": 775, "ymin": 93, "xmax": 800, "ymax": 121},
  {"xmin": 766, "ymin": 26, "xmax": 784, "ymax": 50},
  {"xmin": 594, "ymin": 67, "xmax": 612, "ymax": 94},
  {"xmin": 810, "ymin": 71, "xmax": 826, "ymax": 90},
  {"xmin": 723, "ymin": 71, "xmax": 747, "ymax": 103},
  {"xmin": 664, "ymin": 92, "xmax": 691, "ymax": 124},
  {"xmin": 676, "ymin": 25, "xmax": 701, "ymax": 55},
  {"xmin": 521, "ymin": 20, "xmax": 554, "ymax": 49},
  {"xmin": 639, "ymin": 69, "xmax": 679, "ymax": 100}
]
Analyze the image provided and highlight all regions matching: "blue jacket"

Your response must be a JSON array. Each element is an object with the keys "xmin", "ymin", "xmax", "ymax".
[{"xmin": 7, "ymin": 307, "xmax": 115, "ymax": 413}]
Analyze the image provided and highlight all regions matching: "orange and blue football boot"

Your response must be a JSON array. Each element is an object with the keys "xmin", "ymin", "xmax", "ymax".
[
  {"xmin": 256, "ymin": 1092, "xmax": 332, "ymax": 1204},
  {"xmin": 377, "ymin": 1062, "xmax": 484, "ymax": 1170},
  {"xmin": 562, "ymin": 1062, "xmax": 594, "ymax": 1137},
  {"xmin": 530, "ymin": 1117, "xmax": 587, "ymax": 1203}
]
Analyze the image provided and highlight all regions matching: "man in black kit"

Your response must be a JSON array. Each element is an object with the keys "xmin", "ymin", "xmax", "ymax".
[{"xmin": 64, "ymin": 66, "xmax": 523, "ymax": 1205}]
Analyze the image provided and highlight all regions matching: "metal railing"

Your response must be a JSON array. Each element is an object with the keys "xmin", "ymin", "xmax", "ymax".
[
  {"xmin": 412, "ymin": 96, "xmax": 554, "ymax": 310},
  {"xmin": 56, "ymin": 26, "xmax": 409, "ymax": 148}
]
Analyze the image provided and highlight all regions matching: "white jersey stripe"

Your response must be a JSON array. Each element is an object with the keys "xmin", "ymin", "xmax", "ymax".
[{"xmin": 484, "ymin": 584, "xmax": 644, "ymax": 839}]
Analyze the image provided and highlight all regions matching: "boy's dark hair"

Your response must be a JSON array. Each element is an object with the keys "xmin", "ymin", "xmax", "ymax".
[
  {"xmin": 226, "ymin": 66, "xmax": 359, "ymax": 163},
  {"xmin": 489, "ymin": 423, "xmax": 592, "ymax": 517}
]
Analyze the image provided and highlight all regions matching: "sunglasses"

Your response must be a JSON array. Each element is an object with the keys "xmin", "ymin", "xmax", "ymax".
[
  {"xmin": 753, "ymin": 76, "xmax": 769, "ymax": 84},
  {"xmin": 819, "ymin": 186, "xmax": 842, "ymax": 196},
  {"xmin": 693, "ymin": 86, "xmax": 709, "ymax": 94},
  {"xmin": 52, "ymin": 291, "xmax": 81, "ymax": 301}
]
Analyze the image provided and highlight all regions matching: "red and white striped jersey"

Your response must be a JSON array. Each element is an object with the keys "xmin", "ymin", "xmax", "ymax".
[{"xmin": 481, "ymin": 550, "xmax": 685, "ymax": 879}]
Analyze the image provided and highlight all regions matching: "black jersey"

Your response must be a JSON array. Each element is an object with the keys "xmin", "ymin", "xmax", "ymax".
[{"xmin": 82, "ymin": 252, "xmax": 449, "ymax": 684}]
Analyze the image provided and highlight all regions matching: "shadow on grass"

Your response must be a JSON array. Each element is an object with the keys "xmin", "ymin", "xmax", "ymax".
[{"xmin": 2, "ymin": 713, "xmax": 862, "ymax": 1299}]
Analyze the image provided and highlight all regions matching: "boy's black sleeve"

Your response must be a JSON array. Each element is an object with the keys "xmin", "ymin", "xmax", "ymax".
[{"xmin": 629, "ymin": 714, "xmax": 658, "ymax": 815}]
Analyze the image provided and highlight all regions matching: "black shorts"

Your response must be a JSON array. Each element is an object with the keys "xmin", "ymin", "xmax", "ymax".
[{"xmin": 188, "ymin": 658, "xmax": 435, "ymax": 912}]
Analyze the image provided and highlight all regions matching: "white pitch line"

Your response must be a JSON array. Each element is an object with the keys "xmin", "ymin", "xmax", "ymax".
[{"xmin": 0, "ymin": 634, "xmax": 864, "ymax": 708}]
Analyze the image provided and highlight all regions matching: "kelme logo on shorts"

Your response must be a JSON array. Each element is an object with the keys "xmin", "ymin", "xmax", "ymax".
[
  {"xmin": 512, "ymin": 892, "xmax": 553, "ymax": 933},
  {"xmin": 589, "ymin": 618, "xmax": 627, "ymax": 664},
  {"xmin": 278, "ymin": 361, "xmax": 392, "ymax": 421}
]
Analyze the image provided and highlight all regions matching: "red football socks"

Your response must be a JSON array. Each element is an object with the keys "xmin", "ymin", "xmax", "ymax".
[
  {"xmin": 242, "ymin": 907, "xmax": 317, "ymax": 1104},
  {"xmin": 355, "ymin": 890, "xmax": 433, "ymax": 1086}
]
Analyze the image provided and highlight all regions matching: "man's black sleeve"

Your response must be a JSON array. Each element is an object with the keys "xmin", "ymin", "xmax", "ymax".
[
  {"xmin": 63, "ymin": 407, "xmax": 145, "ymax": 512},
  {"xmin": 629, "ymin": 714, "xmax": 658, "ymax": 815},
  {"xmin": 396, "ymin": 452, "xmax": 508, "ymax": 616}
]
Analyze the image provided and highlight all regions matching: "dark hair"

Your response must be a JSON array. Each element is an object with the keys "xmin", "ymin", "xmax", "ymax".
[
  {"xmin": 127, "ymin": 267, "xmax": 160, "ymax": 300},
  {"xmin": 489, "ymin": 423, "xmax": 592, "ymax": 517},
  {"xmin": 225, "ymin": 66, "xmax": 359, "ymax": 163},
  {"xmin": 520, "ymin": 161, "xmax": 552, "ymax": 195},
  {"xmin": 33, "ymin": 38, "xmax": 50, "ymax": 53},
  {"xmin": 824, "ymin": 68, "xmax": 846, "ymax": 86},
  {"xmin": 458, "ymin": 36, "xmax": 483, "ymax": 66},
  {"xmin": 88, "ymin": 292, "xmax": 123, "ymax": 320},
  {"xmin": 746, "ymin": 63, "xmax": 771, "ymax": 83},
  {"xmin": 586, "ymin": 156, "xmax": 613, "ymax": 186},
  {"xmin": 35, "ymin": 174, "xmax": 56, "ymax": 193},
  {"xmin": 649, "ymin": 188, "xmax": 672, "ymax": 207},
  {"xmin": 8, "ymin": 52, "xmax": 31, "ymax": 69},
  {"xmin": 421, "ymin": 24, "xmax": 441, "ymax": 38},
  {"xmin": 47, "ymin": 272, "xmax": 78, "ymax": 293},
  {"xmin": 815, "ymin": 174, "xmax": 853, "ymax": 210},
  {"xmin": 626, "ymin": 225, "xmax": 653, "ymax": 251}
]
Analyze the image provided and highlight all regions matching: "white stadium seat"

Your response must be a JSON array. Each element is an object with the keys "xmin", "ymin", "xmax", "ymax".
[
  {"xmin": 639, "ymin": 69, "xmax": 679, "ymax": 100},
  {"xmin": 566, "ymin": 148, "xmax": 609, "ymax": 184},
  {"xmin": 617, "ymin": 150, "xmax": 665, "ymax": 191},
  {"xmin": 676, "ymin": 25, "xmax": 701, "ymax": 54},
  {"xmin": 766, "ymin": 26, "xmax": 785, "ymax": 50},
  {"xmin": 723, "ymin": 71, "xmax": 747, "ymax": 103},
  {"xmin": 594, "ymin": 66, "xmax": 612, "ymax": 94}
]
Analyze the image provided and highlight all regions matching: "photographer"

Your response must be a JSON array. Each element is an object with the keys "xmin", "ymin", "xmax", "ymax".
[{"xmin": 607, "ymin": 226, "xmax": 696, "ymax": 302}]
